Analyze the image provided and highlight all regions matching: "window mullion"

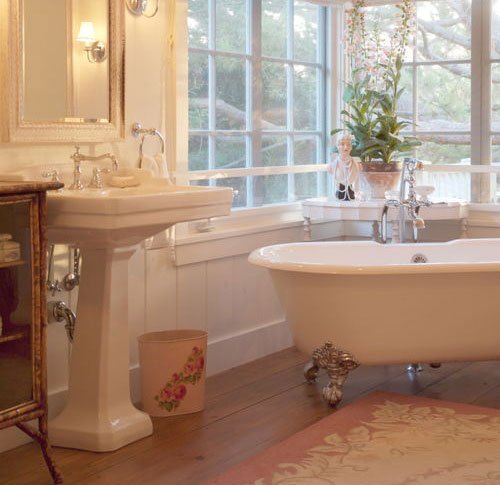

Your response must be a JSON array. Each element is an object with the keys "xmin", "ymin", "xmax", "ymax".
[
  {"xmin": 481, "ymin": 0, "xmax": 493, "ymax": 197},
  {"xmin": 246, "ymin": 0, "xmax": 254, "ymax": 208},
  {"xmin": 252, "ymin": 0, "xmax": 263, "ymax": 207},
  {"xmin": 471, "ymin": 0, "xmax": 491, "ymax": 201},
  {"xmin": 316, "ymin": 5, "xmax": 327, "ymax": 196},
  {"xmin": 411, "ymin": 3, "xmax": 418, "ymax": 137},
  {"xmin": 287, "ymin": 0, "xmax": 295, "ymax": 202},
  {"xmin": 208, "ymin": 0, "xmax": 216, "ymax": 187}
]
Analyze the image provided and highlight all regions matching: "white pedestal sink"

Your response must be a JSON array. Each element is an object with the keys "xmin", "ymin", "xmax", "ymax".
[{"xmin": 1, "ymin": 168, "xmax": 233, "ymax": 451}]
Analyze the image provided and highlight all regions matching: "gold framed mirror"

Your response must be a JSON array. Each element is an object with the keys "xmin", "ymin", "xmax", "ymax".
[{"xmin": 0, "ymin": 0, "xmax": 124, "ymax": 143}]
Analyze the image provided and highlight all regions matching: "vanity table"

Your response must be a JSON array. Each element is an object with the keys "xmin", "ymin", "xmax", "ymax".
[
  {"xmin": 0, "ymin": 181, "xmax": 63, "ymax": 483},
  {"xmin": 302, "ymin": 198, "xmax": 469, "ymax": 243}
]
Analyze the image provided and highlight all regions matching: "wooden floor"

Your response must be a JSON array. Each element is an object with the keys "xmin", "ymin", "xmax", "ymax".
[{"xmin": 2, "ymin": 348, "xmax": 500, "ymax": 484}]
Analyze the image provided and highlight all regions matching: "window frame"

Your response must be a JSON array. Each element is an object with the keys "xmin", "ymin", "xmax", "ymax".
[{"xmin": 186, "ymin": 0, "xmax": 332, "ymax": 209}]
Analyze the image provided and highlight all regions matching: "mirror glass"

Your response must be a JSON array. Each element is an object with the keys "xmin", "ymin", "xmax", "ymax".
[{"xmin": 22, "ymin": 0, "xmax": 109, "ymax": 123}]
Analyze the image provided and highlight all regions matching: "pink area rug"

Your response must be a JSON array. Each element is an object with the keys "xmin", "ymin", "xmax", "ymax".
[{"xmin": 207, "ymin": 391, "xmax": 500, "ymax": 484}]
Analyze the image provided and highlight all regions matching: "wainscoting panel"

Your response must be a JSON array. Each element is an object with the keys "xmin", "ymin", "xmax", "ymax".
[{"xmin": 177, "ymin": 261, "xmax": 208, "ymax": 331}]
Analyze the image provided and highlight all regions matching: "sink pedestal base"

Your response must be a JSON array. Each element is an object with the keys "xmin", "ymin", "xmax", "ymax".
[{"xmin": 49, "ymin": 246, "xmax": 153, "ymax": 452}]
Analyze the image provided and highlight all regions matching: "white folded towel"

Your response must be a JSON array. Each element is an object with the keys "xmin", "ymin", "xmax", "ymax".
[
  {"xmin": 154, "ymin": 153, "xmax": 172, "ymax": 183},
  {"xmin": 140, "ymin": 155, "xmax": 160, "ymax": 176}
]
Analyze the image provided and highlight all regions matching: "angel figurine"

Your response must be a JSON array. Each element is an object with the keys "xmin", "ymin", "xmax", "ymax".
[{"xmin": 328, "ymin": 133, "xmax": 361, "ymax": 201}]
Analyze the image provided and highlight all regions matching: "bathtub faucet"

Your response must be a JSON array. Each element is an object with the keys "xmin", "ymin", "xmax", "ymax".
[{"xmin": 380, "ymin": 158, "xmax": 431, "ymax": 244}]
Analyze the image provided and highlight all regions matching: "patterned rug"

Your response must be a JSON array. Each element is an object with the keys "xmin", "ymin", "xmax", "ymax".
[{"xmin": 207, "ymin": 391, "xmax": 500, "ymax": 484}]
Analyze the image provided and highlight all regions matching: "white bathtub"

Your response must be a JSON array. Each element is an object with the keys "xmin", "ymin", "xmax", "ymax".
[{"xmin": 249, "ymin": 239, "xmax": 500, "ymax": 366}]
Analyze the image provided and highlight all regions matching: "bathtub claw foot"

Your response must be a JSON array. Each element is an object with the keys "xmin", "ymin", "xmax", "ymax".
[
  {"xmin": 323, "ymin": 379, "xmax": 346, "ymax": 407},
  {"xmin": 304, "ymin": 361, "xmax": 320, "ymax": 383},
  {"xmin": 311, "ymin": 342, "xmax": 360, "ymax": 407}
]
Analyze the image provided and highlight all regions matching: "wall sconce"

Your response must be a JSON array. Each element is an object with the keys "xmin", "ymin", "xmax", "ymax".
[
  {"xmin": 77, "ymin": 22, "xmax": 107, "ymax": 63},
  {"xmin": 126, "ymin": 0, "xmax": 159, "ymax": 18}
]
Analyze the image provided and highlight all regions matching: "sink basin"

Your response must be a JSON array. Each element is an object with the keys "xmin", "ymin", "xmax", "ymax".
[
  {"xmin": 2, "ymin": 165, "xmax": 233, "ymax": 247},
  {"xmin": 0, "ymin": 164, "xmax": 233, "ymax": 452}
]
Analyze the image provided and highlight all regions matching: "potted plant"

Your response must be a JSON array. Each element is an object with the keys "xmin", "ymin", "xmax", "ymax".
[{"xmin": 333, "ymin": 0, "xmax": 421, "ymax": 199}]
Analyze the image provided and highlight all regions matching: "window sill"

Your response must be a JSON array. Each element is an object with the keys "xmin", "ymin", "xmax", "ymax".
[{"xmin": 175, "ymin": 203, "xmax": 306, "ymax": 246}]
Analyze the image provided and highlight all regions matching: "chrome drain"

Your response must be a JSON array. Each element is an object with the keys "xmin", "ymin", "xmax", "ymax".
[{"xmin": 411, "ymin": 253, "xmax": 428, "ymax": 264}]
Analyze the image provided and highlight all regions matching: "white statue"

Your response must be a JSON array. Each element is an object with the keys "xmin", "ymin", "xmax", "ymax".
[{"xmin": 328, "ymin": 133, "xmax": 361, "ymax": 201}]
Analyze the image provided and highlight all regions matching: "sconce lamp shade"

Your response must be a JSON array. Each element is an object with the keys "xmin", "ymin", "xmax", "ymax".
[{"xmin": 77, "ymin": 22, "xmax": 96, "ymax": 44}]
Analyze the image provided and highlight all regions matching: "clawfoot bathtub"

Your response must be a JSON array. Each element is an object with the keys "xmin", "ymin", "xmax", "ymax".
[{"xmin": 249, "ymin": 239, "xmax": 500, "ymax": 406}]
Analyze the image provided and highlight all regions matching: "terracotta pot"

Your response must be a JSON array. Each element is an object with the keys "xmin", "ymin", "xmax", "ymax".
[
  {"xmin": 138, "ymin": 330, "xmax": 207, "ymax": 417},
  {"xmin": 359, "ymin": 161, "xmax": 402, "ymax": 199}
]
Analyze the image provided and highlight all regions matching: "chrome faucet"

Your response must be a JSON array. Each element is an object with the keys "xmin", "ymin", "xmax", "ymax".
[
  {"xmin": 69, "ymin": 146, "xmax": 119, "ymax": 190},
  {"xmin": 380, "ymin": 158, "xmax": 432, "ymax": 244}
]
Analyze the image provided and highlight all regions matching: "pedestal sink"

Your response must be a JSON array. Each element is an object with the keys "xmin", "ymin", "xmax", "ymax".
[{"xmin": 1, "ymin": 167, "xmax": 233, "ymax": 451}]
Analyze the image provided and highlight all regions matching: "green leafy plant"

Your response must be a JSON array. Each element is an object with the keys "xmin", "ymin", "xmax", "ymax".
[
  {"xmin": 331, "ymin": 72, "xmax": 380, "ymax": 159},
  {"xmin": 364, "ymin": 57, "xmax": 421, "ymax": 162}
]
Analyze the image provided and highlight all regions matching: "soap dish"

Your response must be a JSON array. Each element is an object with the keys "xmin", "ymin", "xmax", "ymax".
[{"xmin": 109, "ymin": 175, "xmax": 141, "ymax": 188}]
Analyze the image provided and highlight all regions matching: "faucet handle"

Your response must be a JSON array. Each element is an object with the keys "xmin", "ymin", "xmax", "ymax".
[
  {"xmin": 404, "ymin": 158, "xmax": 424, "ymax": 172},
  {"xmin": 42, "ymin": 169, "xmax": 61, "ymax": 183},
  {"xmin": 88, "ymin": 167, "xmax": 110, "ymax": 189}
]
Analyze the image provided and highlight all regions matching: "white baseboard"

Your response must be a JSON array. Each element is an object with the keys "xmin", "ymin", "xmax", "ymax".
[
  {"xmin": 206, "ymin": 319, "xmax": 293, "ymax": 376},
  {"xmin": 0, "ymin": 321, "xmax": 292, "ymax": 453}
]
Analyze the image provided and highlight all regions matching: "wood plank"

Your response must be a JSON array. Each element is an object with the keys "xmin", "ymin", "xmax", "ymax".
[
  {"xmin": 0, "ymin": 260, "xmax": 24, "ymax": 270},
  {"xmin": 418, "ymin": 360, "xmax": 500, "ymax": 403},
  {"xmin": 376, "ymin": 361, "xmax": 470, "ymax": 397},
  {"xmin": 2, "ymin": 349, "xmax": 500, "ymax": 485}
]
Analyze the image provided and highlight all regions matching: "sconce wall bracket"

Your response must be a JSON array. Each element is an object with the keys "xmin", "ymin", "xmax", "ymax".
[
  {"xmin": 85, "ymin": 41, "xmax": 107, "ymax": 63},
  {"xmin": 126, "ymin": 0, "xmax": 159, "ymax": 18}
]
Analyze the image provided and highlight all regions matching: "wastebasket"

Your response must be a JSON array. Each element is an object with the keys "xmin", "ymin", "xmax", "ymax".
[{"xmin": 138, "ymin": 330, "xmax": 207, "ymax": 417}]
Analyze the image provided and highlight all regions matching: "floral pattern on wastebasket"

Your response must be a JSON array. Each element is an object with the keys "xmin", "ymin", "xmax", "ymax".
[{"xmin": 154, "ymin": 346, "xmax": 205, "ymax": 412}]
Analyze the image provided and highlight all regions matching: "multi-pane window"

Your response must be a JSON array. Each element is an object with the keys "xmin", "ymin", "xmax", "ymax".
[
  {"xmin": 188, "ymin": 0, "xmax": 328, "ymax": 208},
  {"xmin": 362, "ymin": 1, "xmax": 500, "ymax": 202}
]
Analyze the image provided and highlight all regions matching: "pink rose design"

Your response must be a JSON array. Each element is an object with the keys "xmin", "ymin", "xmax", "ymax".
[
  {"xmin": 160, "ymin": 387, "xmax": 173, "ymax": 401},
  {"xmin": 171, "ymin": 372, "xmax": 182, "ymax": 383},
  {"xmin": 195, "ymin": 356, "xmax": 205, "ymax": 371},
  {"xmin": 173, "ymin": 384, "xmax": 187, "ymax": 400},
  {"xmin": 184, "ymin": 363, "xmax": 195, "ymax": 375}
]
